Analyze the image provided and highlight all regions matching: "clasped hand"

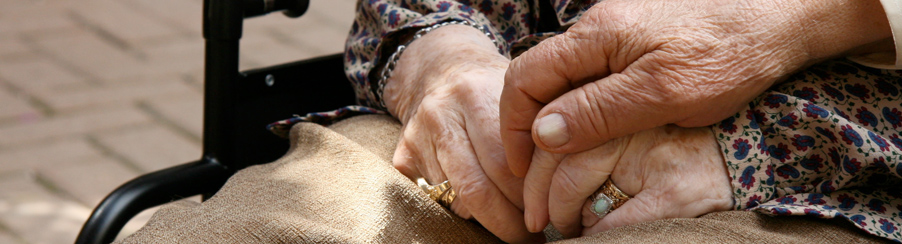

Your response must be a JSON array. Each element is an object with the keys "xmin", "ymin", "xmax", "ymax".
[{"xmin": 386, "ymin": 0, "xmax": 891, "ymax": 242}]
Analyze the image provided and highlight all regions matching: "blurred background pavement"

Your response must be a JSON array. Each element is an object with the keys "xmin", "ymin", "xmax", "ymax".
[{"xmin": 0, "ymin": 0, "xmax": 356, "ymax": 243}]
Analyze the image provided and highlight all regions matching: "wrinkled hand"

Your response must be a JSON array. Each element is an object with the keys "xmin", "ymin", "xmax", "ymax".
[
  {"xmin": 500, "ymin": 0, "xmax": 894, "ymax": 177},
  {"xmin": 386, "ymin": 25, "xmax": 543, "ymax": 243},
  {"xmin": 523, "ymin": 125, "xmax": 734, "ymax": 238}
]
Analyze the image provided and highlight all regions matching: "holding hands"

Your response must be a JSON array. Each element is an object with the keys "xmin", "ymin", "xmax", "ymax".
[
  {"xmin": 384, "ymin": 0, "xmax": 892, "ymax": 242},
  {"xmin": 499, "ymin": 0, "xmax": 892, "ymax": 239}
]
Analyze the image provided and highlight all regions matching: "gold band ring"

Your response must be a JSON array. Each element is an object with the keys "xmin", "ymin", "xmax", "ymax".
[{"xmin": 417, "ymin": 178, "xmax": 457, "ymax": 208}]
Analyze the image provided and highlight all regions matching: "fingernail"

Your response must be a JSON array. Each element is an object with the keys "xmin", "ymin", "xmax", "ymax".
[
  {"xmin": 535, "ymin": 113, "xmax": 570, "ymax": 148},
  {"xmin": 525, "ymin": 211, "xmax": 543, "ymax": 233},
  {"xmin": 524, "ymin": 210, "xmax": 536, "ymax": 232}
]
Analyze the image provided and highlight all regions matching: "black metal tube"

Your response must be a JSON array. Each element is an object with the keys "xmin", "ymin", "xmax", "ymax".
[
  {"xmin": 243, "ymin": 0, "xmax": 310, "ymax": 18},
  {"xmin": 203, "ymin": 0, "xmax": 243, "ymax": 164},
  {"xmin": 74, "ymin": 159, "xmax": 231, "ymax": 244}
]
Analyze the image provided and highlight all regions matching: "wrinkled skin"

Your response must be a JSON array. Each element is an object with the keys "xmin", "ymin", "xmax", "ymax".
[
  {"xmin": 500, "ymin": 0, "xmax": 892, "ymax": 239},
  {"xmin": 384, "ymin": 0, "xmax": 892, "ymax": 242},
  {"xmin": 524, "ymin": 125, "xmax": 733, "ymax": 237},
  {"xmin": 501, "ymin": 0, "xmax": 894, "ymax": 176},
  {"xmin": 385, "ymin": 25, "xmax": 544, "ymax": 243}
]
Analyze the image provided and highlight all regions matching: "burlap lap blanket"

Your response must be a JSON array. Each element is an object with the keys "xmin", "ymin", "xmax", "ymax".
[{"xmin": 117, "ymin": 115, "xmax": 885, "ymax": 243}]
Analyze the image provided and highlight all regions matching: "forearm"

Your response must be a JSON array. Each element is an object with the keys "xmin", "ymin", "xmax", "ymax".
[{"xmin": 384, "ymin": 25, "xmax": 509, "ymax": 123}]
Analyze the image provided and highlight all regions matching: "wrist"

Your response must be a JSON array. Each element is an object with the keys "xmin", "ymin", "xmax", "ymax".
[{"xmin": 784, "ymin": 0, "xmax": 893, "ymax": 62}]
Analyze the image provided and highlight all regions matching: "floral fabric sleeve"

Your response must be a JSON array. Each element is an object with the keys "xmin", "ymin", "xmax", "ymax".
[
  {"xmin": 715, "ymin": 59, "xmax": 902, "ymax": 242},
  {"xmin": 271, "ymin": 0, "xmax": 602, "ymax": 136},
  {"xmin": 345, "ymin": 0, "xmax": 535, "ymax": 108}
]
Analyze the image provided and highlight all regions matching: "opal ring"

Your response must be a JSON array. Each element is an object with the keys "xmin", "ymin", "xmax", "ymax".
[
  {"xmin": 589, "ymin": 179, "xmax": 630, "ymax": 219},
  {"xmin": 417, "ymin": 178, "xmax": 457, "ymax": 208}
]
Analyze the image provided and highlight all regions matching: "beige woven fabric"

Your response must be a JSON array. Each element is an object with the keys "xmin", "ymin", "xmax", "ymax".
[{"xmin": 117, "ymin": 115, "xmax": 886, "ymax": 243}]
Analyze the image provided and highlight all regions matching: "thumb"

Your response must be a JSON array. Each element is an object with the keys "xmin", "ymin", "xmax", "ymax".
[
  {"xmin": 531, "ymin": 66, "xmax": 686, "ymax": 154},
  {"xmin": 501, "ymin": 31, "xmax": 612, "ymax": 176}
]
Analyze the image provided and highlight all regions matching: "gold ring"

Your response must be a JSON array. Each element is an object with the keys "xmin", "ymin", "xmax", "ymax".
[
  {"xmin": 417, "ymin": 178, "xmax": 457, "ymax": 208},
  {"xmin": 589, "ymin": 179, "xmax": 630, "ymax": 219}
]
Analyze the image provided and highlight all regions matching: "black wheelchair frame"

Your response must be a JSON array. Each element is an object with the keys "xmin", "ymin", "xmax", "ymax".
[{"xmin": 75, "ymin": 1, "xmax": 356, "ymax": 243}]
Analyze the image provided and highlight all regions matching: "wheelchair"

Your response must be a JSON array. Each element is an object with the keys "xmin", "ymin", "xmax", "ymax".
[{"xmin": 74, "ymin": 1, "xmax": 355, "ymax": 243}]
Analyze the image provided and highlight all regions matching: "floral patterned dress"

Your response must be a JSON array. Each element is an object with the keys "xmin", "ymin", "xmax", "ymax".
[{"xmin": 269, "ymin": 0, "xmax": 902, "ymax": 241}]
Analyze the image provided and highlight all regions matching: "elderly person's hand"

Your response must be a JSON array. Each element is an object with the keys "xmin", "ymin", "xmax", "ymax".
[
  {"xmin": 499, "ymin": 0, "xmax": 894, "ymax": 177},
  {"xmin": 385, "ymin": 25, "xmax": 544, "ymax": 243},
  {"xmin": 523, "ymin": 125, "xmax": 733, "ymax": 237}
]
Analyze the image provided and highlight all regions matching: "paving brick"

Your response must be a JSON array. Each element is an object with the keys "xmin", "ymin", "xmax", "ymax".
[
  {"xmin": 0, "ymin": 85, "xmax": 41, "ymax": 122},
  {"xmin": 0, "ymin": 3, "xmax": 77, "ymax": 34},
  {"xmin": 32, "ymin": 79, "xmax": 196, "ymax": 111},
  {"xmin": 34, "ymin": 29, "xmax": 149, "ymax": 81},
  {"xmin": 240, "ymin": 31, "xmax": 313, "ymax": 70},
  {"xmin": 0, "ymin": 36, "xmax": 32, "ymax": 59},
  {"xmin": 243, "ymin": 11, "xmax": 310, "ymax": 32},
  {"xmin": 0, "ymin": 57, "xmax": 90, "ymax": 92},
  {"xmin": 67, "ymin": 0, "xmax": 179, "ymax": 45},
  {"xmin": 95, "ymin": 124, "xmax": 201, "ymax": 172},
  {"xmin": 184, "ymin": 68, "xmax": 205, "ymax": 87},
  {"xmin": 0, "ymin": 230, "xmax": 21, "ymax": 244},
  {"xmin": 38, "ymin": 156, "xmax": 139, "ymax": 206},
  {"xmin": 271, "ymin": 13, "xmax": 350, "ymax": 57},
  {"xmin": 120, "ymin": 0, "xmax": 203, "ymax": 36},
  {"xmin": 0, "ymin": 138, "xmax": 101, "ymax": 173},
  {"xmin": 305, "ymin": 0, "xmax": 358, "ymax": 27},
  {"xmin": 0, "ymin": 172, "xmax": 91, "ymax": 244},
  {"xmin": 142, "ymin": 38, "xmax": 205, "ymax": 74},
  {"xmin": 144, "ymin": 95, "xmax": 203, "ymax": 139},
  {"xmin": 0, "ymin": 106, "xmax": 152, "ymax": 147}
]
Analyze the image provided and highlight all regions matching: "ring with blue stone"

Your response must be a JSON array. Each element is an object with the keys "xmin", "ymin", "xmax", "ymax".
[{"xmin": 589, "ymin": 179, "xmax": 630, "ymax": 219}]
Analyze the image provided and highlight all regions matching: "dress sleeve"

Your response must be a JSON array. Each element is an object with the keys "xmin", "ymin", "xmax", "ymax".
[
  {"xmin": 344, "ymin": 0, "xmax": 534, "ymax": 108},
  {"xmin": 713, "ymin": 59, "xmax": 902, "ymax": 242},
  {"xmin": 847, "ymin": 0, "xmax": 902, "ymax": 70}
]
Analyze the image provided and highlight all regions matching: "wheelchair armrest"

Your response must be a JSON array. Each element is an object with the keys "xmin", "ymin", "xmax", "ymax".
[{"xmin": 75, "ymin": 159, "xmax": 231, "ymax": 244}]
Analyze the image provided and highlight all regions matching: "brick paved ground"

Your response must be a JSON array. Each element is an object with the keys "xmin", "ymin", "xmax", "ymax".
[{"xmin": 0, "ymin": 0, "xmax": 356, "ymax": 243}]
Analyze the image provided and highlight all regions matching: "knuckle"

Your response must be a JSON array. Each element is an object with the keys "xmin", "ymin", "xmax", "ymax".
[
  {"xmin": 456, "ymin": 179, "xmax": 495, "ymax": 209},
  {"xmin": 551, "ymin": 169, "xmax": 584, "ymax": 202},
  {"xmin": 573, "ymin": 83, "xmax": 614, "ymax": 141}
]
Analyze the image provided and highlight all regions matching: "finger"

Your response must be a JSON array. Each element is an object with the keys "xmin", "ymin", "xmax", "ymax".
[
  {"xmin": 582, "ymin": 193, "xmax": 663, "ymax": 236},
  {"xmin": 392, "ymin": 139, "xmax": 421, "ymax": 180},
  {"xmin": 465, "ymin": 100, "xmax": 526, "ymax": 209},
  {"xmin": 532, "ymin": 64, "xmax": 690, "ymax": 154},
  {"xmin": 395, "ymin": 122, "xmax": 472, "ymax": 218},
  {"xmin": 522, "ymin": 147, "xmax": 562, "ymax": 233},
  {"xmin": 404, "ymin": 120, "xmax": 452, "ymax": 181},
  {"xmin": 547, "ymin": 141, "xmax": 623, "ymax": 237},
  {"xmin": 501, "ymin": 31, "xmax": 610, "ymax": 177},
  {"xmin": 436, "ymin": 128, "xmax": 544, "ymax": 243},
  {"xmin": 449, "ymin": 187, "xmax": 473, "ymax": 220},
  {"xmin": 498, "ymin": 85, "xmax": 539, "ymax": 177},
  {"xmin": 580, "ymin": 198, "xmax": 600, "ymax": 228}
]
